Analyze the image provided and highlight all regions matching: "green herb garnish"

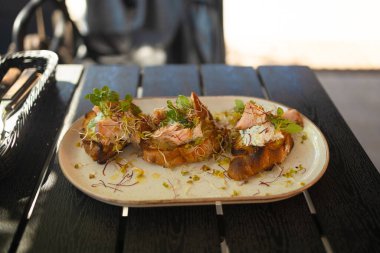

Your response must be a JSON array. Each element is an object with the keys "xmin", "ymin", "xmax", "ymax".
[
  {"xmin": 85, "ymin": 86, "xmax": 141, "ymax": 116},
  {"xmin": 161, "ymin": 95, "xmax": 196, "ymax": 128},
  {"xmin": 234, "ymin": 99, "xmax": 245, "ymax": 114},
  {"xmin": 269, "ymin": 108, "xmax": 303, "ymax": 134},
  {"xmin": 85, "ymin": 86, "xmax": 119, "ymax": 106}
]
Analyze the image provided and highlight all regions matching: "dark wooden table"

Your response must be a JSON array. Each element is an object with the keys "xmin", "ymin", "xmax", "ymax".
[{"xmin": 1, "ymin": 64, "xmax": 380, "ymax": 253}]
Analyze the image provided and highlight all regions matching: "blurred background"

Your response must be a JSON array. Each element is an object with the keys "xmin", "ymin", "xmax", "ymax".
[{"xmin": 0, "ymin": 0, "xmax": 379, "ymax": 169}]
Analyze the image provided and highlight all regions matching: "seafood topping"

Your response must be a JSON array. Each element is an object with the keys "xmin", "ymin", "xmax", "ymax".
[
  {"xmin": 227, "ymin": 100, "xmax": 303, "ymax": 180},
  {"xmin": 80, "ymin": 86, "xmax": 145, "ymax": 163},
  {"xmin": 140, "ymin": 92, "xmax": 221, "ymax": 168}
]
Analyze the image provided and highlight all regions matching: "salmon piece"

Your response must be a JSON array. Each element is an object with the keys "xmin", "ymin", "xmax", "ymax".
[
  {"xmin": 235, "ymin": 102, "xmax": 267, "ymax": 130},
  {"xmin": 81, "ymin": 112, "xmax": 129, "ymax": 163},
  {"xmin": 283, "ymin": 109, "xmax": 304, "ymax": 127},
  {"xmin": 98, "ymin": 118, "xmax": 122, "ymax": 140},
  {"xmin": 81, "ymin": 105, "xmax": 145, "ymax": 163},
  {"xmin": 228, "ymin": 133, "xmax": 294, "ymax": 180},
  {"xmin": 142, "ymin": 131, "xmax": 220, "ymax": 168},
  {"xmin": 151, "ymin": 123, "xmax": 203, "ymax": 148},
  {"xmin": 141, "ymin": 92, "xmax": 221, "ymax": 167}
]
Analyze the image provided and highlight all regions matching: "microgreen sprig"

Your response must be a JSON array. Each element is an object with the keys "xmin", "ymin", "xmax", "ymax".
[
  {"xmin": 162, "ymin": 95, "xmax": 195, "ymax": 128},
  {"xmin": 269, "ymin": 107, "xmax": 303, "ymax": 134},
  {"xmin": 85, "ymin": 86, "xmax": 141, "ymax": 116},
  {"xmin": 234, "ymin": 99, "xmax": 245, "ymax": 114}
]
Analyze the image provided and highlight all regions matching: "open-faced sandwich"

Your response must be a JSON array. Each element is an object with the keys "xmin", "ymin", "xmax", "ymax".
[
  {"xmin": 227, "ymin": 100, "xmax": 303, "ymax": 181},
  {"xmin": 80, "ymin": 86, "xmax": 145, "ymax": 164},
  {"xmin": 140, "ymin": 92, "xmax": 222, "ymax": 168}
]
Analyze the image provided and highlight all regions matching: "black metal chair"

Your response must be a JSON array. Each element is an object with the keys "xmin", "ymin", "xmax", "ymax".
[{"xmin": 10, "ymin": 0, "xmax": 225, "ymax": 65}]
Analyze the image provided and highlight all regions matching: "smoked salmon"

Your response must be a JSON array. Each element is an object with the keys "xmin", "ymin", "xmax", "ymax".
[
  {"xmin": 227, "ymin": 100, "xmax": 303, "ymax": 180},
  {"xmin": 140, "ymin": 92, "xmax": 221, "ymax": 167}
]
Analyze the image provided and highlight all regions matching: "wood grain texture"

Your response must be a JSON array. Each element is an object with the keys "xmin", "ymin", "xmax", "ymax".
[
  {"xmin": 0, "ymin": 68, "xmax": 79, "ymax": 252},
  {"xmin": 122, "ymin": 65, "xmax": 220, "ymax": 253},
  {"xmin": 258, "ymin": 66, "xmax": 380, "ymax": 252},
  {"xmin": 18, "ymin": 65, "xmax": 140, "ymax": 253},
  {"xmin": 201, "ymin": 65, "xmax": 324, "ymax": 253},
  {"xmin": 200, "ymin": 65, "xmax": 264, "ymax": 97},
  {"xmin": 124, "ymin": 206, "xmax": 220, "ymax": 253},
  {"xmin": 142, "ymin": 65, "xmax": 201, "ymax": 96}
]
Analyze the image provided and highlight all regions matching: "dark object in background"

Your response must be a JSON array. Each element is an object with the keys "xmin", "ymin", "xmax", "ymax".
[
  {"xmin": 10, "ymin": 0, "xmax": 225, "ymax": 65},
  {"xmin": 0, "ymin": 50, "xmax": 58, "ymax": 179}
]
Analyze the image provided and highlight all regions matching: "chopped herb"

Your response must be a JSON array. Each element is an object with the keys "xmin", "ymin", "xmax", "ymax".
[
  {"xmin": 301, "ymin": 133, "xmax": 308, "ymax": 144},
  {"xmin": 192, "ymin": 175, "xmax": 200, "ymax": 181},
  {"xmin": 162, "ymin": 182, "xmax": 170, "ymax": 188},
  {"xmin": 283, "ymin": 164, "xmax": 306, "ymax": 178},
  {"xmin": 212, "ymin": 169, "xmax": 224, "ymax": 178},
  {"xmin": 74, "ymin": 163, "xmax": 81, "ymax": 169},
  {"xmin": 89, "ymin": 173, "xmax": 96, "ymax": 179},
  {"xmin": 201, "ymin": 165, "xmax": 211, "ymax": 172},
  {"xmin": 133, "ymin": 168, "xmax": 145, "ymax": 178},
  {"xmin": 217, "ymin": 157, "xmax": 230, "ymax": 166},
  {"xmin": 232, "ymin": 190, "xmax": 240, "ymax": 197},
  {"xmin": 181, "ymin": 170, "xmax": 189, "ymax": 176}
]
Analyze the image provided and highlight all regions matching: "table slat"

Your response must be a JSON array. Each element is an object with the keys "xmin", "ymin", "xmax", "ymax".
[
  {"xmin": 0, "ymin": 65, "xmax": 80, "ymax": 252},
  {"xmin": 122, "ymin": 65, "xmax": 220, "ymax": 253},
  {"xmin": 201, "ymin": 65, "xmax": 325, "ymax": 253},
  {"xmin": 201, "ymin": 65, "xmax": 265, "ymax": 97},
  {"xmin": 258, "ymin": 66, "xmax": 380, "ymax": 252},
  {"xmin": 142, "ymin": 65, "xmax": 201, "ymax": 96},
  {"xmin": 18, "ymin": 65, "xmax": 140, "ymax": 253}
]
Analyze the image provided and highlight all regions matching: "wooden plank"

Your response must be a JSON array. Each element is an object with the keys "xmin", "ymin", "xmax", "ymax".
[
  {"xmin": 122, "ymin": 65, "xmax": 220, "ymax": 253},
  {"xmin": 142, "ymin": 65, "xmax": 201, "ymax": 96},
  {"xmin": 258, "ymin": 66, "xmax": 380, "ymax": 252},
  {"xmin": 0, "ymin": 65, "xmax": 80, "ymax": 252},
  {"xmin": 123, "ymin": 206, "xmax": 220, "ymax": 253},
  {"xmin": 201, "ymin": 65, "xmax": 325, "ymax": 252},
  {"xmin": 200, "ymin": 65, "xmax": 264, "ymax": 97},
  {"xmin": 18, "ymin": 65, "xmax": 140, "ymax": 253}
]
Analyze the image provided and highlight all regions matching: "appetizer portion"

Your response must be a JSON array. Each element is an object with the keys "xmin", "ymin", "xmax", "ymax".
[
  {"xmin": 227, "ymin": 100, "xmax": 303, "ymax": 181},
  {"xmin": 140, "ymin": 92, "xmax": 222, "ymax": 168},
  {"xmin": 80, "ymin": 86, "xmax": 144, "ymax": 164}
]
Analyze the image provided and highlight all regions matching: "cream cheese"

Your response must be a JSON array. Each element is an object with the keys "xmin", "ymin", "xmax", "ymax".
[
  {"xmin": 239, "ymin": 122, "xmax": 283, "ymax": 147},
  {"xmin": 87, "ymin": 112, "xmax": 105, "ymax": 131}
]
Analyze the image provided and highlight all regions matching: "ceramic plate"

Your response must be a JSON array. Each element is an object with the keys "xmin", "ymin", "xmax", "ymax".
[{"xmin": 58, "ymin": 96, "xmax": 329, "ymax": 207}]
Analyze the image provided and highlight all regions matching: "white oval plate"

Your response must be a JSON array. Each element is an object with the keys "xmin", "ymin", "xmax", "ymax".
[{"xmin": 58, "ymin": 96, "xmax": 329, "ymax": 207}]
